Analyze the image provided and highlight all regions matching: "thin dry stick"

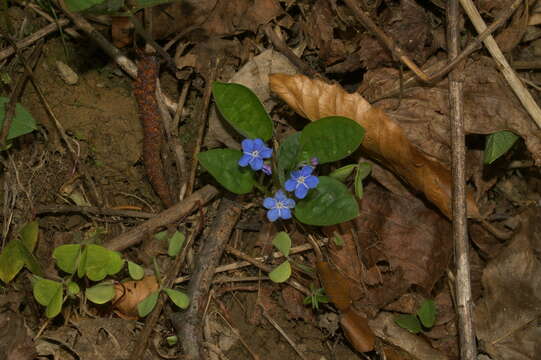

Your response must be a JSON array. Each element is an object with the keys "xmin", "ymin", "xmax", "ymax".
[
  {"xmin": 259, "ymin": 305, "xmax": 309, "ymax": 360},
  {"xmin": 448, "ymin": 1, "xmax": 477, "ymax": 359},
  {"xmin": 0, "ymin": 19, "xmax": 69, "ymax": 61},
  {"xmin": 104, "ymin": 184, "xmax": 218, "ymax": 251},
  {"xmin": 174, "ymin": 241, "xmax": 326, "ymax": 284},
  {"xmin": 459, "ymin": 0, "xmax": 541, "ymax": 129},
  {"xmin": 35, "ymin": 204, "xmax": 155, "ymax": 218}
]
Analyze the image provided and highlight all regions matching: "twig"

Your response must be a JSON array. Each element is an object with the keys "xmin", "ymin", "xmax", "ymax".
[
  {"xmin": 259, "ymin": 305, "xmax": 309, "ymax": 360},
  {"xmin": 104, "ymin": 184, "xmax": 218, "ymax": 251},
  {"xmin": 172, "ymin": 199, "xmax": 242, "ymax": 360},
  {"xmin": 0, "ymin": 38, "xmax": 42, "ymax": 146},
  {"xmin": 129, "ymin": 215, "xmax": 203, "ymax": 359},
  {"xmin": 185, "ymin": 60, "xmax": 218, "ymax": 196},
  {"xmin": 174, "ymin": 240, "xmax": 327, "ymax": 284},
  {"xmin": 263, "ymin": 24, "xmax": 317, "ymax": 77},
  {"xmin": 512, "ymin": 60, "xmax": 541, "ymax": 69},
  {"xmin": 0, "ymin": 19, "xmax": 69, "ymax": 61},
  {"xmin": 448, "ymin": 1, "xmax": 477, "ymax": 359},
  {"xmin": 35, "ymin": 204, "xmax": 155, "ymax": 218},
  {"xmin": 459, "ymin": 0, "xmax": 541, "ymax": 129}
]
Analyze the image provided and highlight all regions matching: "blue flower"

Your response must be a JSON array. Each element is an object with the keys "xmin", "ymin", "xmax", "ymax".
[
  {"xmin": 238, "ymin": 138, "xmax": 272, "ymax": 171},
  {"xmin": 285, "ymin": 166, "xmax": 319, "ymax": 199},
  {"xmin": 263, "ymin": 190, "xmax": 295, "ymax": 222},
  {"xmin": 262, "ymin": 163, "xmax": 272, "ymax": 175}
]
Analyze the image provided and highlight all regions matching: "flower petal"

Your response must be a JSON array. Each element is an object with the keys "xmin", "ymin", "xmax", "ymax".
[
  {"xmin": 262, "ymin": 164, "xmax": 272, "ymax": 175},
  {"xmin": 267, "ymin": 208, "xmax": 280, "ymax": 222},
  {"xmin": 295, "ymin": 185, "xmax": 309, "ymax": 199},
  {"xmin": 281, "ymin": 208, "xmax": 292, "ymax": 219},
  {"xmin": 253, "ymin": 138, "xmax": 264, "ymax": 150},
  {"xmin": 263, "ymin": 197, "xmax": 276, "ymax": 209},
  {"xmin": 274, "ymin": 190, "xmax": 287, "ymax": 200},
  {"xmin": 250, "ymin": 157, "xmax": 263, "ymax": 170},
  {"xmin": 239, "ymin": 154, "xmax": 252, "ymax": 167},
  {"xmin": 241, "ymin": 139, "xmax": 254, "ymax": 152},
  {"xmin": 284, "ymin": 179, "xmax": 297, "ymax": 192},
  {"xmin": 283, "ymin": 198, "xmax": 296, "ymax": 208},
  {"xmin": 300, "ymin": 166, "xmax": 314, "ymax": 177},
  {"xmin": 305, "ymin": 175, "xmax": 319, "ymax": 189},
  {"xmin": 290, "ymin": 169, "xmax": 301, "ymax": 180},
  {"xmin": 260, "ymin": 146, "xmax": 273, "ymax": 159}
]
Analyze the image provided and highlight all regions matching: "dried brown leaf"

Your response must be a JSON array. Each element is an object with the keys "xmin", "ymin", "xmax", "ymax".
[
  {"xmin": 269, "ymin": 73, "xmax": 480, "ymax": 219},
  {"xmin": 113, "ymin": 275, "xmax": 159, "ymax": 320},
  {"xmin": 340, "ymin": 308, "xmax": 375, "ymax": 353}
]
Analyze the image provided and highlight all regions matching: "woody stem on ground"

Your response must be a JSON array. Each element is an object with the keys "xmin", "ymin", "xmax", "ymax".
[{"xmin": 447, "ymin": 1, "xmax": 477, "ymax": 359}]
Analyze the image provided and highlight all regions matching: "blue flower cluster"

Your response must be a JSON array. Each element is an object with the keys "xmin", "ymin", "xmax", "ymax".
[{"xmin": 238, "ymin": 138, "xmax": 320, "ymax": 222}]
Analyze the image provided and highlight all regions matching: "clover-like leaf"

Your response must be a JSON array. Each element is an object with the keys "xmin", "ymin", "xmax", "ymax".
[
  {"xmin": 212, "ymin": 82, "xmax": 273, "ymax": 141},
  {"xmin": 168, "ymin": 231, "xmax": 186, "ymax": 257},
  {"xmin": 269, "ymin": 261, "xmax": 291, "ymax": 283},
  {"xmin": 137, "ymin": 291, "xmax": 159, "ymax": 317},
  {"xmin": 295, "ymin": 176, "xmax": 359, "ymax": 226},
  {"xmin": 32, "ymin": 276, "xmax": 63, "ymax": 318},
  {"xmin": 300, "ymin": 117, "xmax": 364, "ymax": 164},
  {"xmin": 394, "ymin": 314, "xmax": 422, "ymax": 334},
  {"xmin": 128, "ymin": 261, "xmax": 144, "ymax": 280},
  {"xmin": 53, "ymin": 244, "xmax": 82, "ymax": 275},
  {"xmin": 198, "ymin": 149, "xmax": 255, "ymax": 194},
  {"xmin": 164, "ymin": 288, "xmax": 190, "ymax": 309},
  {"xmin": 272, "ymin": 232, "xmax": 291, "ymax": 257},
  {"xmin": 484, "ymin": 130, "xmax": 519, "ymax": 164},
  {"xmin": 86, "ymin": 282, "xmax": 116, "ymax": 304},
  {"xmin": 417, "ymin": 299, "xmax": 436, "ymax": 328}
]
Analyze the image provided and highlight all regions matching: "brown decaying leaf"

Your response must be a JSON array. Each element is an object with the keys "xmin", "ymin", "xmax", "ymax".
[
  {"xmin": 339, "ymin": 308, "xmax": 376, "ymax": 353},
  {"xmin": 113, "ymin": 276, "xmax": 159, "ymax": 320},
  {"xmin": 474, "ymin": 208, "xmax": 541, "ymax": 360},
  {"xmin": 269, "ymin": 73, "xmax": 479, "ymax": 220}
]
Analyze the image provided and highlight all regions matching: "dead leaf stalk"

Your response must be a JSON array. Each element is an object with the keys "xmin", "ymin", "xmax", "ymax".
[{"xmin": 447, "ymin": 1, "xmax": 477, "ymax": 358}]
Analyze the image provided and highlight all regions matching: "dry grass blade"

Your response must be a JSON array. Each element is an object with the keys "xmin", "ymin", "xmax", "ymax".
[{"xmin": 269, "ymin": 74, "xmax": 480, "ymax": 220}]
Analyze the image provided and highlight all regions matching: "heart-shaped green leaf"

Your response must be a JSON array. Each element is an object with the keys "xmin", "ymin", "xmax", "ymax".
[
  {"xmin": 212, "ymin": 82, "xmax": 273, "ymax": 141},
  {"xmin": 269, "ymin": 261, "xmax": 291, "ymax": 283},
  {"xmin": 53, "ymin": 244, "xmax": 82, "ymax": 275},
  {"xmin": 164, "ymin": 288, "xmax": 190, "ymax": 309},
  {"xmin": 198, "ymin": 149, "xmax": 255, "ymax": 194},
  {"xmin": 82, "ymin": 245, "xmax": 124, "ymax": 281},
  {"xmin": 484, "ymin": 130, "xmax": 519, "ymax": 164},
  {"xmin": 86, "ymin": 282, "xmax": 116, "ymax": 304},
  {"xmin": 32, "ymin": 276, "xmax": 63, "ymax": 318},
  {"xmin": 294, "ymin": 176, "xmax": 359, "ymax": 226},
  {"xmin": 300, "ymin": 117, "xmax": 364, "ymax": 164},
  {"xmin": 272, "ymin": 232, "xmax": 291, "ymax": 257}
]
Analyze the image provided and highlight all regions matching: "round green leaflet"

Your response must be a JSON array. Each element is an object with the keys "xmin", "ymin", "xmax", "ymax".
[
  {"xmin": 86, "ymin": 282, "xmax": 116, "ymax": 304},
  {"xmin": 212, "ymin": 82, "xmax": 273, "ymax": 141},
  {"xmin": 269, "ymin": 261, "xmax": 291, "ymax": 283}
]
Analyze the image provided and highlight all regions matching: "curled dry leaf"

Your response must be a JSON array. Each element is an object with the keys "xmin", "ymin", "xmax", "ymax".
[
  {"xmin": 113, "ymin": 275, "xmax": 159, "ymax": 320},
  {"xmin": 269, "ymin": 74, "xmax": 479, "ymax": 219}
]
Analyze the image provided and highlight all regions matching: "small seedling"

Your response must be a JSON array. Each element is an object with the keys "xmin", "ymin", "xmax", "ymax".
[
  {"xmin": 394, "ymin": 299, "xmax": 437, "ymax": 334},
  {"xmin": 484, "ymin": 130, "xmax": 519, "ymax": 164},
  {"xmin": 303, "ymin": 284, "xmax": 329, "ymax": 310},
  {"xmin": 0, "ymin": 98, "xmax": 38, "ymax": 150},
  {"xmin": 268, "ymin": 232, "xmax": 292, "ymax": 283},
  {"xmin": 0, "ymin": 221, "xmax": 43, "ymax": 283}
]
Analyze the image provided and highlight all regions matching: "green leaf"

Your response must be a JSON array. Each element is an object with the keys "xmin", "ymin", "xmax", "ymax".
[
  {"xmin": 333, "ymin": 233, "xmax": 344, "ymax": 246},
  {"xmin": 32, "ymin": 276, "xmax": 63, "ymax": 318},
  {"xmin": 137, "ymin": 291, "xmax": 159, "ymax": 317},
  {"xmin": 166, "ymin": 336, "xmax": 178, "ymax": 346},
  {"xmin": 484, "ymin": 130, "xmax": 519, "ymax": 164},
  {"xmin": 128, "ymin": 261, "xmax": 145, "ymax": 280},
  {"xmin": 0, "ymin": 98, "xmax": 37, "ymax": 140},
  {"xmin": 154, "ymin": 230, "xmax": 169, "ymax": 242},
  {"xmin": 82, "ymin": 245, "xmax": 124, "ymax": 281},
  {"xmin": 269, "ymin": 261, "xmax": 291, "ymax": 283},
  {"xmin": 198, "ymin": 149, "xmax": 255, "ymax": 194},
  {"xmin": 164, "ymin": 288, "xmax": 190, "ymax": 309},
  {"xmin": 294, "ymin": 176, "xmax": 359, "ymax": 226},
  {"xmin": 168, "ymin": 231, "xmax": 186, "ymax": 257},
  {"xmin": 86, "ymin": 282, "xmax": 116, "ymax": 304},
  {"xmin": 417, "ymin": 299, "xmax": 436, "ymax": 328},
  {"xmin": 329, "ymin": 164, "xmax": 357, "ymax": 182},
  {"xmin": 67, "ymin": 281, "xmax": 80, "ymax": 296},
  {"xmin": 212, "ymin": 82, "xmax": 273, "ymax": 141},
  {"xmin": 354, "ymin": 163, "xmax": 372, "ymax": 199},
  {"xmin": 277, "ymin": 132, "xmax": 301, "ymax": 186},
  {"xmin": 300, "ymin": 117, "xmax": 364, "ymax": 164},
  {"xmin": 0, "ymin": 238, "xmax": 42, "ymax": 283},
  {"xmin": 394, "ymin": 314, "xmax": 422, "ymax": 334},
  {"xmin": 272, "ymin": 232, "xmax": 291, "ymax": 257},
  {"xmin": 19, "ymin": 221, "xmax": 39, "ymax": 252},
  {"xmin": 53, "ymin": 244, "xmax": 82, "ymax": 274}
]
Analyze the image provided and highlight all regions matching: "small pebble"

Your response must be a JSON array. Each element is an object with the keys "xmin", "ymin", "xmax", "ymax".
[{"xmin": 55, "ymin": 60, "xmax": 79, "ymax": 85}]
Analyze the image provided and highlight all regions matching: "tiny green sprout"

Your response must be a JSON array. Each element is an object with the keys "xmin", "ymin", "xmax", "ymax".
[
  {"xmin": 394, "ymin": 299, "xmax": 437, "ymax": 334},
  {"xmin": 269, "ymin": 232, "xmax": 293, "ymax": 283},
  {"xmin": 166, "ymin": 336, "xmax": 178, "ymax": 346},
  {"xmin": 303, "ymin": 284, "xmax": 329, "ymax": 310}
]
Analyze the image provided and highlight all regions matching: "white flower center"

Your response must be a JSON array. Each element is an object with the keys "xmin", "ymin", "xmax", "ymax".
[
  {"xmin": 297, "ymin": 176, "xmax": 306, "ymax": 184},
  {"xmin": 250, "ymin": 150, "xmax": 260, "ymax": 158},
  {"xmin": 276, "ymin": 201, "xmax": 286, "ymax": 209}
]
